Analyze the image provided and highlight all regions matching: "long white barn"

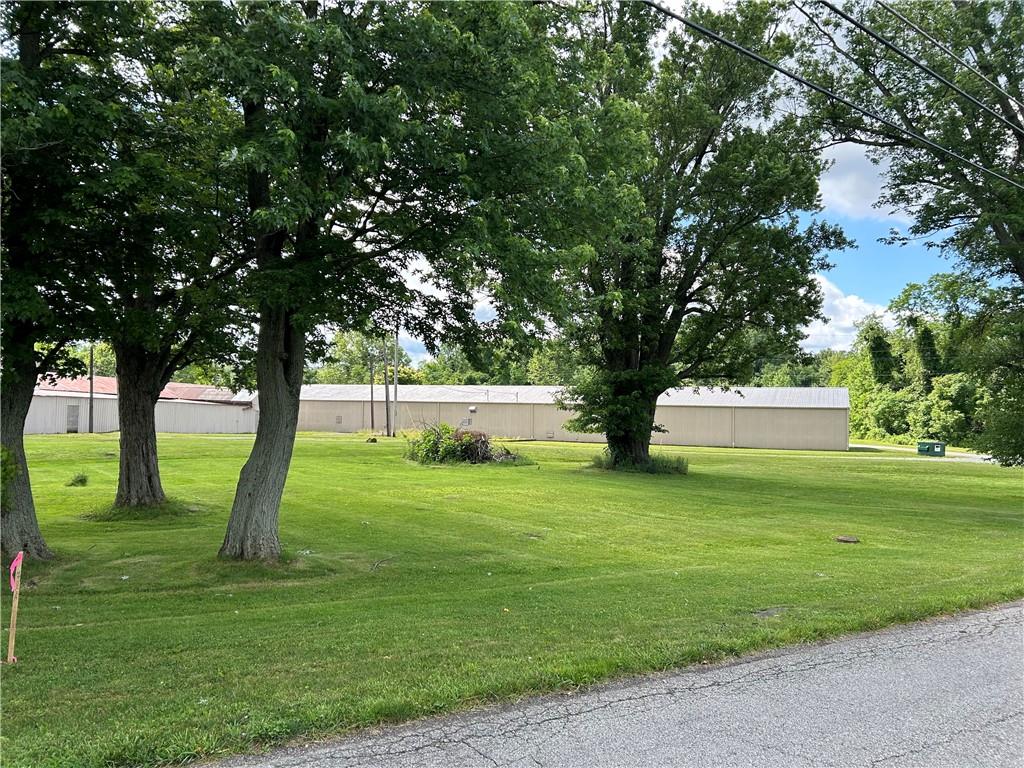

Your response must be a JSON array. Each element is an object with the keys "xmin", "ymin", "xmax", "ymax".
[
  {"xmin": 27, "ymin": 381, "xmax": 848, "ymax": 451},
  {"xmin": 295, "ymin": 385, "xmax": 850, "ymax": 451}
]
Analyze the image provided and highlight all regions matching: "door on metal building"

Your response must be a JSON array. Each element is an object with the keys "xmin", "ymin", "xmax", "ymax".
[{"xmin": 66, "ymin": 403, "xmax": 80, "ymax": 433}]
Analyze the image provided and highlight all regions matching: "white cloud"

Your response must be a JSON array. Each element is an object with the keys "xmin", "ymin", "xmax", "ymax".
[
  {"xmin": 398, "ymin": 333, "xmax": 430, "ymax": 364},
  {"xmin": 819, "ymin": 144, "xmax": 910, "ymax": 223},
  {"xmin": 801, "ymin": 274, "xmax": 890, "ymax": 352}
]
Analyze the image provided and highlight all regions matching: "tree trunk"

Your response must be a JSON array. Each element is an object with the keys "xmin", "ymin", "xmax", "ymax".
[
  {"xmin": 605, "ymin": 394, "xmax": 657, "ymax": 467},
  {"xmin": 220, "ymin": 304, "xmax": 305, "ymax": 560},
  {"xmin": 606, "ymin": 430, "xmax": 654, "ymax": 466},
  {"xmin": 1, "ymin": 362, "xmax": 53, "ymax": 562},
  {"xmin": 113, "ymin": 347, "xmax": 166, "ymax": 507}
]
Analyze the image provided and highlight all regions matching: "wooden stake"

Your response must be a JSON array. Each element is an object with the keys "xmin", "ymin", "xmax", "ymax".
[{"xmin": 7, "ymin": 556, "xmax": 23, "ymax": 664}]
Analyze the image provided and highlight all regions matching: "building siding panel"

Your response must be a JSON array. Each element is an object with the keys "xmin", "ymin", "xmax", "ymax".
[{"xmin": 733, "ymin": 407, "xmax": 848, "ymax": 451}]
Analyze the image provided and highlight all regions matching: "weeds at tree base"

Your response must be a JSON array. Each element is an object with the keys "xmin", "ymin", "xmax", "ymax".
[{"xmin": 590, "ymin": 451, "xmax": 689, "ymax": 475}]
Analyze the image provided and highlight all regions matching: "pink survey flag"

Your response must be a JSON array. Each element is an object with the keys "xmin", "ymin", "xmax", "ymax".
[{"xmin": 10, "ymin": 551, "xmax": 24, "ymax": 592}]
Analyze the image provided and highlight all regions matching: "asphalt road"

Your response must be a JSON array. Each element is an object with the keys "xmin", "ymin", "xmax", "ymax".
[{"xmin": 218, "ymin": 602, "xmax": 1024, "ymax": 768}]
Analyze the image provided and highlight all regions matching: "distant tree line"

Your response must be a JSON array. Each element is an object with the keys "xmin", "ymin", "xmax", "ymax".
[{"xmin": 745, "ymin": 273, "xmax": 1023, "ymax": 465}]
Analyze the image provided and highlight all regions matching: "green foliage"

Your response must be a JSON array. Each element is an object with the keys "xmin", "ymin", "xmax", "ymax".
[
  {"xmin": 817, "ymin": 275, "xmax": 1021, "ymax": 461},
  {"xmin": 1, "ymin": 1, "xmax": 134, "ymax": 393},
  {"xmin": 193, "ymin": 0, "xmax": 577, "ymax": 351},
  {"xmin": 827, "ymin": 351, "xmax": 878, "ymax": 438},
  {"xmin": 526, "ymin": 338, "xmax": 582, "ymax": 386},
  {"xmin": 173, "ymin": 361, "xmax": 246, "ymax": 390},
  {"xmin": 912, "ymin": 323, "xmax": 942, "ymax": 393},
  {"xmin": 413, "ymin": 338, "xmax": 582, "ymax": 387},
  {"xmin": 405, "ymin": 424, "xmax": 524, "ymax": 465},
  {"xmin": 66, "ymin": 473, "xmax": 88, "ymax": 488},
  {"xmin": 405, "ymin": 423, "xmax": 471, "ymax": 464},
  {"xmin": 418, "ymin": 345, "xmax": 493, "ymax": 385},
  {"xmin": 751, "ymin": 355, "xmax": 826, "ymax": 387},
  {"xmin": 870, "ymin": 387, "xmax": 918, "ymax": 438},
  {"xmin": 309, "ymin": 331, "xmax": 408, "ymax": 385},
  {"xmin": 554, "ymin": 1, "xmax": 847, "ymax": 464},
  {"xmin": 66, "ymin": 343, "xmax": 117, "ymax": 378},
  {"xmin": 590, "ymin": 450, "xmax": 688, "ymax": 475},
  {"xmin": 859, "ymin": 315, "xmax": 899, "ymax": 387},
  {"xmin": 908, "ymin": 374, "xmax": 981, "ymax": 446},
  {"xmin": 798, "ymin": 0, "xmax": 1023, "ymax": 284},
  {"xmin": 797, "ymin": 0, "xmax": 1022, "ymax": 463},
  {"xmin": 974, "ymin": 374, "xmax": 1024, "ymax": 468}
]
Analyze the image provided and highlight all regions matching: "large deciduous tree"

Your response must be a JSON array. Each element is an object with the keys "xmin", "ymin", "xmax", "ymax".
[
  {"xmin": 1, "ymin": 2, "xmax": 146, "ymax": 558},
  {"xmin": 196, "ymin": 1, "xmax": 574, "ymax": 559},
  {"xmin": 75, "ymin": 9, "xmax": 244, "ymax": 507},
  {"xmin": 557, "ymin": 1, "xmax": 846, "ymax": 466}
]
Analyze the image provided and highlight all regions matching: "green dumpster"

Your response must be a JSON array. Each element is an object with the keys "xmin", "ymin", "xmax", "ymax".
[{"xmin": 917, "ymin": 441, "xmax": 946, "ymax": 457}]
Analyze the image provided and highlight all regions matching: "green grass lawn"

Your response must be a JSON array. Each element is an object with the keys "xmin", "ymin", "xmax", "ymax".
[{"xmin": 3, "ymin": 433, "xmax": 1022, "ymax": 767}]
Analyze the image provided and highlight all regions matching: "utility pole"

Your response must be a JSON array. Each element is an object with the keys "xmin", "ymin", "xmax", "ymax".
[
  {"xmin": 368, "ymin": 353, "xmax": 376, "ymax": 432},
  {"xmin": 383, "ymin": 337, "xmax": 392, "ymax": 438},
  {"xmin": 88, "ymin": 344, "xmax": 95, "ymax": 433},
  {"xmin": 393, "ymin": 326, "xmax": 400, "ymax": 435}
]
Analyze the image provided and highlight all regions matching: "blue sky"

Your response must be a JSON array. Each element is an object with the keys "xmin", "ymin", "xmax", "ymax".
[
  {"xmin": 400, "ymin": 144, "xmax": 949, "ymax": 363},
  {"xmin": 821, "ymin": 216, "xmax": 941, "ymax": 307},
  {"xmin": 802, "ymin": 143, "xmax": 950, "ymax": 351}
]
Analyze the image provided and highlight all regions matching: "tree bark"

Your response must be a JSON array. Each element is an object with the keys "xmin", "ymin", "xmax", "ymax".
[
  {"xmin": 113, "ymin": 346, "xmax": 167, "ymax": 507},
  {"xmin": 605, "ymin": 391, "xmax": 658, "ymax": 467},
  {"xmin": 220, "ymin": 303, "xmax": 305, "ymax": 560},
  {"xmin": 1, "ymin": 359, "xmax": 53, "ymax": 562}
]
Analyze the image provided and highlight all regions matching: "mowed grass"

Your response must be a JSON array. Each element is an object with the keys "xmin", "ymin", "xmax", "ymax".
[{"xmin": 2, "ymin": 433, "xmax": 1022, "ymax": 767}]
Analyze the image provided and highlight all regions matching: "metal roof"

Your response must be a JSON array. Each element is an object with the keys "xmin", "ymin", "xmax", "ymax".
[
  {"xmin": 31, "ymin": 388, "xmax": 252, "ymax": 407},
  {"xmin": 36, "ymin": 375, "xmax": 250, "ymax": 404},
  {"xmin": 298, "ymin": 384, "xmax": 849, "ymax": 409},
  {"xmin": 33, "ymin": 389, "xmax": 118, "ymax": 399}
]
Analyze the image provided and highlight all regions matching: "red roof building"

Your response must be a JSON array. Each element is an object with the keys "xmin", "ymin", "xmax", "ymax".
[{"xmin": 37, "ymin": 375, "xmax": 244, "ymax": 404}]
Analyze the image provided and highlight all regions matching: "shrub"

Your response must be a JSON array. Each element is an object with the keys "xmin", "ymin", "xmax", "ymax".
[
  {"xmin": 67, "ymin": 473, "xmax": 88, "ymax": 487},
  {"xmin": 590, "ymin": 450, "xmax": 688, "ymax": 475},
  {"xmin": 870, "ymin": 387, "xmax": 917, "ymax": 437},
  {"xmin": 405, "ymin": 424, "xmax": 528, "ymax": 465},
  {"xmin": 909, "ymin": 373, "xmax": 982, "ymax": 445},
  {"xmin": 405, "ymin": 423, "xmax": 466, "ymax": 464}
]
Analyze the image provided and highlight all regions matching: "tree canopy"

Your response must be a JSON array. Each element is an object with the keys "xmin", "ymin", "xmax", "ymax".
[
  {"xmin": 200, "ymin": 0, "xmax": 584, "ymax": 558},
  {"xmin": 555, "ymin": 1, "xmax": 848, "ymax": 466}
]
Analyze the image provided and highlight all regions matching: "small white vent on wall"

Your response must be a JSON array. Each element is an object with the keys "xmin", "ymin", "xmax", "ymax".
[
  {"xmin": 335, "ymin": 415, "xmax": 343, "ymax": 424},
  {"xmin": 546, "ymin": 431, "xmax": 554, "ymax": 439}
]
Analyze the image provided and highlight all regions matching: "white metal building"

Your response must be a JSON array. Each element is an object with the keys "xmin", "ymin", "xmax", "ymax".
[
  {"xmin": 27, "ymin": 380, "xmax": 848, "ymax": 450},
  {"xmin": 26, "ymin": 389, "xmax": 258, "ymax": 435},
  {"xmin": 295, "ymin": 385, "xmax": 850, "ymax": 451}
]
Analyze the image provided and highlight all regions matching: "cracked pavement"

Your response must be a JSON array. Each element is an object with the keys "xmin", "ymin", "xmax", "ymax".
[{"xmin": 216, "ymin": 602, "xmax": 1024, "ymax": 768}]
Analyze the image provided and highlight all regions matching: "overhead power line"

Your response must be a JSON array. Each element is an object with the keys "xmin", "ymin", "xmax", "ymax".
[
  {"xmin": 638, "ymin": 0, "xmax": 1024, "ymax": 192},
  {"xmin": 876, "ymin": 0, "xmax": 1024, "ymax": 112},
  {"xmin": 816, "ymin": 0, "xmax": 1024, "ymax": 137}
]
